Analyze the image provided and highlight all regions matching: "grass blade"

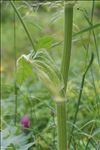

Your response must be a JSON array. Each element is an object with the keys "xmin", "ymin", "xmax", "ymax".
[
  {"xmin": 73, "ymin": 23, "xmax": 100, "ymax": 37},
  {"xmin": 68, "ymin": 53, "xmax": 94, "ymax": 148},
  {"xmin": 10, "ymin": 0, "xmax": 36, "ymax": 52}
]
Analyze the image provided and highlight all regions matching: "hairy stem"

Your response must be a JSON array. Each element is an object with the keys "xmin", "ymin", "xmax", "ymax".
[
  {"xmin": 56, "ymin": 101, "xmax": 67, "ymax": 150},
  {"xmin": 61, "ymin": 2, "xmax": 74, "ymax": 93},
  {"xmin": 56, "ymin": 1, "xmax": 74, "ymax": 150}
]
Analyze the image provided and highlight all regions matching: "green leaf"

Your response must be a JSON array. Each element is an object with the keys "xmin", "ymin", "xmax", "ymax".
[
  {"xmin": 36, "ymin": 36, "xmax": 54, "ymax": 50},
  {"xmin": 16, "ymin": 54, "xmax": 35, "ymax": 85},
  {"xmin": 1, "ymin": 126, "xmax": 33, "ymax": 150},
  {"xmin": 18, "ymin": 142, "xmax": 35, "ymax": 150},
  {"xmin": 17, "ymin": 49, "xmax": 64, "ymax": 99}
]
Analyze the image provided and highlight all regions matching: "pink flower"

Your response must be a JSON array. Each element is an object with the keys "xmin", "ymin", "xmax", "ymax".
[{"xmin": 21, "ymin": 116, "xmax": 30, "ymax": 128}]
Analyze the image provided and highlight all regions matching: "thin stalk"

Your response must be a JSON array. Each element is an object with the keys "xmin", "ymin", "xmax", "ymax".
[
  {"xmin": 10, "ymin": 0, "xmax": 36, "ymax": 52},
  {"xmin": 83, "ymin": 3, "xmax": 100, "ymax": 67},
  {"xmin": 84, "ymin": 1, "xmax": 99, "ymax": 148},
  {"xmin": 13, "ymin": 5, "xmax": 17, "ymax": 125},
  {"xmin": 68, "ymin": 53, "xmax": 94, "ymax": 148},
  {"xmin": 56, "ymin": 1, "xmax": 74, "ymax": 150},
  {"xmin": 73, "ymin": 23, "xmax": 100, "ymax": 37}
]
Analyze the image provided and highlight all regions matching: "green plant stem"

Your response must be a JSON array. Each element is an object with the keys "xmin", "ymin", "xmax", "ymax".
[
  {"xmin": 10, "ymin": 0, "xmax": 36, "ymax": 52},
  {"xmin": 56, "ymin": 101, "xmax": 67, "ymax": 150},
  {"xmin": 56, "ymin": 2, "xmax": 74, "ymax": 150},
  {"xmin": 61, "ymin": 2, "xmax": 74, "ymax": 93},
  {"xmin": 13, "ymin": 7, "xmax": 17, "ymax": 125}
]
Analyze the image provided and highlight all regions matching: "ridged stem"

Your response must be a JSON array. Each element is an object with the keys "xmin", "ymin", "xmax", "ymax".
[
  {"xmin": 56, "ymin": 101, "xmax": 67, "ymax": 150},
  {"xmin": 56, "ymin": 1, "xmax": 74, "ymax": 150},
  {"xmin": 61, "ymin": 2, "xmax": 74, "ymax": 93}
]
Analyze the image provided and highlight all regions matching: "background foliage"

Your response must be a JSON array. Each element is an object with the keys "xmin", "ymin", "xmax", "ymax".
[{"xmin": 1, "ymin": 1, "xmax": 100, "ymax": 149}]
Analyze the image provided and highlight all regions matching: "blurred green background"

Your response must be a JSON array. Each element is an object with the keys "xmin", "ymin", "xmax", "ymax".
[{"xmin": 1, "ymin": 1, "xmax": 100, "ymax": 149}]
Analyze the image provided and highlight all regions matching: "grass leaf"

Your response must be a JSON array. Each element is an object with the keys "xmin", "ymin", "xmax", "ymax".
[{"xmin": 73, "ymin": 23, "xmax": 100, "ymax": 37}]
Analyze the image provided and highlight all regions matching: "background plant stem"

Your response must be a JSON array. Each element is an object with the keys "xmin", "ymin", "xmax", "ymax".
[
  {"xmin": 68, "ymin": 53, "xmax": 94, "ymax": 148},
  {"xmin": 10, "ymin": 0, "xmax": 36, "ymax": 52}
]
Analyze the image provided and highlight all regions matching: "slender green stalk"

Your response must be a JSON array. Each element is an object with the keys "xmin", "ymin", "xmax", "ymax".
[
  {"xmin": 13, "ymin": 6, "xmax": 17, "ymax": 125},
  {"xmin": 73, "ymin": 23, "xmax": 100, "ymax": 37},
  {"xmin": 56, "ymin": 1, "xmax": 74, "ymax": 150},
  {"xmin": 10, "ymin": 0, "xmax": 36, "ymax": 52},
  {"xmin": 68, "ymin": 53, "xmax": 94, "ymax": 148}
]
